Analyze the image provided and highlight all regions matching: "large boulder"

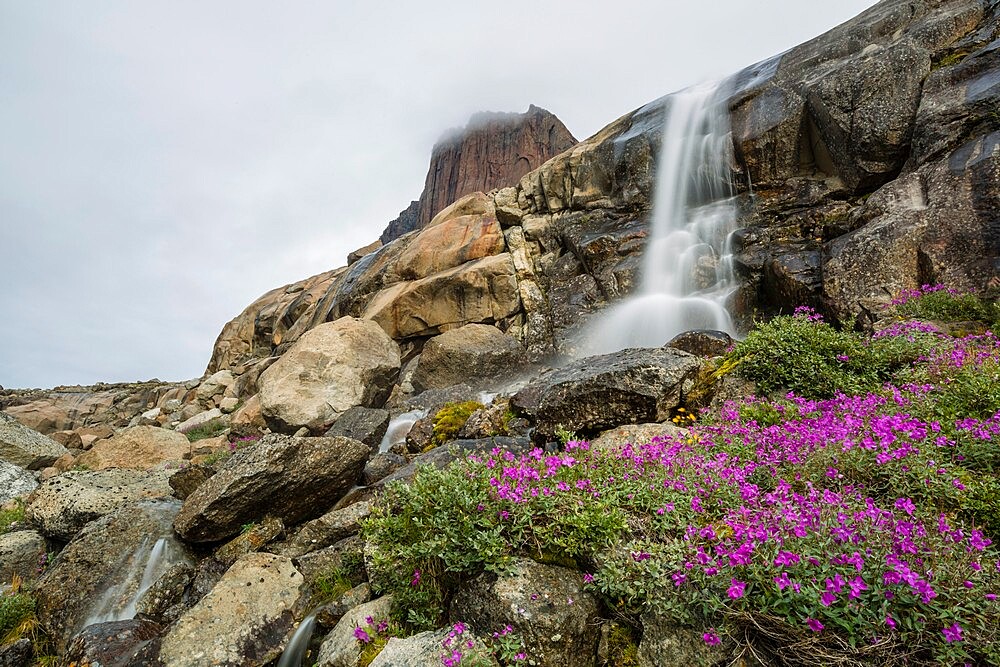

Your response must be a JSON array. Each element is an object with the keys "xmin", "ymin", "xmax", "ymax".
[
  {"xmin": 362, "ymin": 254, "xmax": 521, "ymax": 339},
  {"xmin": 26, "ymin": 469, "xmax": 173, "ymax": 541},
  {"xmin": 258, "ymin": 317, "xmax": 401, "ymax": 433},
  {"xmin": 158, "ymin": 553, "xmax": 305, "ymax": 667},
  {"xmin": 0, "ymin": 412, "xmax": 68, "ymax": 470},
  {"xmin": 1, "ymin": 390, "xmax": 118, "ymax": 434},
  {"xmin": 64, "ymin": 619, "xmax": 163, "ymax": 667},
  {"xmin": 411, "ymin": 324, "xmax": 527, "ymax": 392},
  {"xmin": 173, "ymin": 434, "xmax": 370, "ymax": 543},
  {"xmin": 34, "ymin": 499, "xmax": 184, "ymax": 651},
  {"xmin": 0, "ymin": 529, "xmax": 47, "ymax": 582},
  {"xmin": 450, "ymin": 558, "xmax": 600, "ymax": 667},
  {"xmin": 0, "ymin": 460, "xmax": 37, "ymax": 504},
  {"xmin": 324, "ymin": 407, "xmax": 390, "ymax": 451},
  {"xmin": 277, "ymin": 501, "xmax": 371, "ymax": 559},
  {"xmin": 75, "ymin": 425, "xmax": 191, "ymax": 471},
  {"xmin": 511, "ymin": 347, "xmax": 701, "ymax": 440}
]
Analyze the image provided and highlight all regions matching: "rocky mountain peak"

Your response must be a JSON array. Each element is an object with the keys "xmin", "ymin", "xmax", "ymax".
[{"xmin": 379, "ymin": 105, "xmax": 577, "ymax": 243}]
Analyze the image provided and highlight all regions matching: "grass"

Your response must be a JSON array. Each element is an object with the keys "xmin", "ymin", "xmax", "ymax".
[
  {"xmin": 0, "ymin": 501, "xmax": 25, "ymax": 535},
  {"xmin": 182, "ymin": 417, "xmax": 230, "ymax": 443}
]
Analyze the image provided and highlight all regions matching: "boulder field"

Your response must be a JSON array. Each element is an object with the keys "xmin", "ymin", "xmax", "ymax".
[{"xmin": 1, "ymin": 1, "xmax": 999, "ymax": 665}]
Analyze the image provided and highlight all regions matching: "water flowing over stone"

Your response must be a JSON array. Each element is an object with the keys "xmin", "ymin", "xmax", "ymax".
[
  {"xmin": 378, "ymin": 410, "xmax": 426, "ymax": 453},
  {"xmin": 276, "ymin": 613, "xmax": 316, "ymax": 667},
  {"xmin": 586, "ymin": 81, "xmax": 738, "ymax": 354}
]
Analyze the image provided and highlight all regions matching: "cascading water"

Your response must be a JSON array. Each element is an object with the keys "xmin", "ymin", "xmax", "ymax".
[
  {"xmin": 378, "ymin": 409, "xmax": 427, "ymax": 453},
  {"xmin": 276, "ymin": 613, "xmax": 318, "ymax": 667},
  {"xmin": 585, "ymin": 80, "xmax": 738, "ymax": 354}
]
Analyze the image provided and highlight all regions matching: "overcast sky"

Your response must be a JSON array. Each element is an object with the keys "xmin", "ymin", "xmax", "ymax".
[{"xmin": 0, "ymin": 0, "xmax": 877, "ymax": 389}]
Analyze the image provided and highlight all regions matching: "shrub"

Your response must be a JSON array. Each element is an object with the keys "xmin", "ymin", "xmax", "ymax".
[
  {"xmin": 891, "ymin": 284, "xmax": 997, "ymax": 324},
  {"xmin": 430, "ymin": 401, "xmax": 484, "ymax": 449},
  {"xmin": 183, "ymin": 417, "xmax": 229, "ymax": 443},
  {"xmin": 0, "ymin": 576, "xmax": 37, "ymax": 647}
]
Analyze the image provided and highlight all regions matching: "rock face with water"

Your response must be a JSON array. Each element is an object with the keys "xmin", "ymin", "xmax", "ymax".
[
  {"xmin": 26, "ymin": 469, "xmax": 173, "ymax": 540},
  {"xmin": 158, "ymin": 552, "xmax": 305, "ymax": 667},
  {"xmin": 381, "ymin": 106, "xmax": 577, "ymax": 243},
  {"xmin": 259, "ymin": 317, "xmax": 401, "ymax": 433},
  {"xmin": 450, "ymin": 558, "xmax": 600, "ymax": 667},
  {"xmin": 512, "ymin": 347, "xmax": 701, "ymax": 440},
  {"xmin": 64, "ymin": 619, "xmax": 163, "ymax": 667},
  {"xmin": 173, "ymin": 434, "xmax": 370, "ymax": 543},
  {"xmin": 34, "ymin": 499, "xmax": 183, "ymax": 652}
]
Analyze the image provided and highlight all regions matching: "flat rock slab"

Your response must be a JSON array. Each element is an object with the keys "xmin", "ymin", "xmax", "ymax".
[
  {"xmin": 26, "ymin": 468, "xmax": 173, "ymax": 540},
  {"xmin": 75, "ymin": 425, "xmax": 191, "ymax": 471},
  {"xmin": 0, "ymin": 411, "xmax": 68, "ymax": 470},
  {"xmin": 173, "ymin": 434, "xmax": 370, "ymax": 543},
  {"xmin": 158, "ymin": 552, "xmax": 304, "ymax": 667},
  {"xmin": 511, "ymin": 347, "xmax": 700, "ymax": 440}
]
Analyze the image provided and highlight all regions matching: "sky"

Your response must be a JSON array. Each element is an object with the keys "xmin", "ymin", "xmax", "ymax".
[{"xmin": 0, "ymin": 0, "xmax": 878, "ymax": 389}]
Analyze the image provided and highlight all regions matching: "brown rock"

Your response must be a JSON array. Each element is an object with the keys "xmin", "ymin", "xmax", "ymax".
[
  {"xmin": 75, "ymin": 425, "xmax": 191, "ymax": 471},
  {"xmin": 381, "ymin": 105, "xmax": 577, "ymax": 242}
]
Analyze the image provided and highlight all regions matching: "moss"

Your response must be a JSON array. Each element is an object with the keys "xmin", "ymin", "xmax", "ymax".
[
  {"xmin": 932, "ymin": 50, "xmax": 971, "ymax": 70},
  {"xmin": 429, "ymin": 401, "xmax": 484, "ymax": 449},
  {"xmin": 604, "ymin": 622, "xmax": 640, "ymax": 666}
]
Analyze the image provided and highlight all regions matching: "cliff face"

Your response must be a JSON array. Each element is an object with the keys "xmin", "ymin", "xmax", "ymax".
[{"xmin": 380, "ymin": 105, "xmax": 577, "ymax": 243}]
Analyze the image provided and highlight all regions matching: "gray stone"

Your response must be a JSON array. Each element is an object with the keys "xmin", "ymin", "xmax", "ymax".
[
  {"xmin": 0, "ymin": 639, "xmax": 32, "ymax": 667},
  {"xmin": 370, "ymin": 628, "xmax": 498, "ymax": 667},
  {"xmin": 0, "ymin": 529, "xmax": 46, "ymax": 582},
  {"xmin": 315, "ymin": 596, "xmax": 393, "ymax": 667},
  {"xmin": 511, "ymin": 347, "xmax": 701, "ymax": 441},
  {"xmin": 158, "ymin": 553, "xmax": 305, "ymax": 667},
  {"xmin": 0, "ymin": 412, "xmax": 68, "ymax": 470},
  {"xmin": 64, "ymin": 619, "xmax": 163, "ymax": 667},
  {"xmin": 26, "ymin": 469, "xmax": 173, "ymax": 541},
  {"xmin": 279, "ymin": 501, "xmax": 371, "ymax": 559},
  {"xmin": 0, "ymin": 460, "xmax": 37, "ymax": 504},
  {"xmin": 324, "ymin": 407, "xmax": 390, "ymax": 450},
  {"xmin": 666, "ymin": 330, "xmax": 734, "ymax": 357},
  {"xmin": 173, "ymin": 434, "xmax": 369, "ymax": 543},
  {"xmin": 362, "ymin": 453, "xmax": 407, "ymax": 486},
  {"xmin": 176, "ymin": 408, "xmax": 226, "ymax": 435},
  {"xmin": 450, "ymin": 558, "xmax": 600, "ymax": 667},
  {"xmin": 411, "ymin": 324, "xmax": 527, "ymax": 392}
]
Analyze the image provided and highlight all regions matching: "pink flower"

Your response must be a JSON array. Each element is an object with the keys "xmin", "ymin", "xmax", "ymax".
[
  {"xmin": 942, "ymin": 623, "xmax": 963, "ymax": 643},
  {"xmin": 354, "ymin": 626, "xmax": 371, "ymax": 643},
  {"xmin": 702, "ymin": 630, "xmax": 721, "ymax": 646},
  {"xmin": 885, "ymin": 616, "xmax": 897, "ymax": 630},
  {"xmin": 727, "ymin": 579, "xmax": 746, "ymax": 599},
  {"xmin": 806, "ymin": 618, "xmax": 824, "ymax": 632},
  {"xmin": 411, "ymin": 569, "xmax": 421, "ymax": 587},
  {"xmin": 583, "ymin": 573, "xmax": 594, "ymax": 584}
]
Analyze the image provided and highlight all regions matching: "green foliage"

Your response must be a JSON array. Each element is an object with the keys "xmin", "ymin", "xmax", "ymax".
[
  {"xmin": 311, "ymin": 567, "xmax": 355, "ymax": 606},
  {"xmin": 0, "ymin": 501, "xmax": 26, "ymax": 536},
  {"xmin": 430, "ymin": 401, "xmax": 484, "ymax": 449},
  {"xmin": 183, "ymin": 417, "xmax": 230, "ymax": 443},
  {"xmin": 961, "ymin": 475, "xmax": 1000, "ymax": 542},
  {"xmin": 554, "ymin": 424, "xmax": 577, "ymax": 445},
  {"xmin": 0, "ymin": 577, "xmax": 37, "ymax": 647},
  {"xmin": 896, "ymin": 289, "xmax": 997, "ymax": 325},
  {"xmin": 604, "ymin": 622, "xmax": 640, "ymax": 666}
]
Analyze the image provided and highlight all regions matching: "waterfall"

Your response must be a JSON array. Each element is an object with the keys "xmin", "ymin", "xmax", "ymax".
[
  {"xmin": 276, "ymin": 613, "xmax": 318, "ymax": 667},
  {"xmin": 378, "ymin": 409, "xmax": 427, "ymax": 453},
  {"xmin": 585, "ymin": 80, "xmax": 738, "ymax": 354}
]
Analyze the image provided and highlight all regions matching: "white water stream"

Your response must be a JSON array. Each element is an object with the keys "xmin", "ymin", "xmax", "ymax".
[
  {"xmin": 276, "ymin": 613, "xmax": 317, "ymax": 667},
  {"xmin": 378, "ymin": 409, "xmax": 427, "ymax": 453},
  {"xmin": 585, "ymin": 81, "xmax": 739, "ymax": 354}
]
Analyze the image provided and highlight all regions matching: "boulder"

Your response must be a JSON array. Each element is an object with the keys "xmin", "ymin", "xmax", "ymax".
[
  {"xmin": 34, "ymin": 499, "xmax": 184, "ymax": 651},
  {"xmin": 173, "ymin": 434, "xmax": 370, "ymax": 543},
  {"xmin": 511, "ymin": 348, "xmax": 701, "ymax": 440},
  {"xmin": 230, "ymin": 394, "xmax": 267, "ymax": 431},
  {"xmin": 75, "ymin": 425, "xmax": 191, "ymax": 471},
  {"xmin": 324, "ymin": 407, "xmax": 390, "ymax": 451},
  {"xmin": 315, "ymin": 595, "xmax": 393, "ymax": 667},
  {"xmin": 195, "ymin": 370, "xmax": 236, "ymax": 405},
  {"xmin": 0, "ymin": 640, "xmax": 32, "ymax": 667},
  {"xmin": 292, "ymin": 535, "xmax": 366, "ymax": 585},
  {"xmin": 0, "ymin": 529, "xmax": 47, "ymax": 582},
  {"xmin": 158, "ymin": 553, "xmax": 305, "ymax": 667},
  {"xmin": 411, "ymin": 324, "xmax": 527, "ymax": 392},
  {"xmin": 176, "ymin": 408, "xmax": 227, "ymax": 435},
  {"xmin": 666, "ymin": 330, "xmax": 734, "ymax": 357},
  {"xmin": 638, "ymin": 615, "xmax": 735, "ymax": 667},
  {"xmin": 0, "ymin": 412, "xmax": 68, "ymax": 470},
  {"xmin": 589, "ymin": 423, "xmax": 689, "ymax": 453},
  {"xmin": 0, "ymin": 460, "xmax": 37, "ymax": 504},
  {"xmin": 362, "ymin": 453, "xmax": 407, "ymax": 486},
  {"xmin": 450, "ymin": 558, "xmax": 600, "ymax": 667},
  {"xmin": 315, "ymin": 583, "xmax": 372, "ymax": 629},
  {"xmin": 1, "ymin": 390, "xmax": 117, "ymax": 434},
  {"xmin": 277, "ymin": 501, "xmax": 371, "ymax": 559},
  {"xmin": 64, "ymin": 619, "xmax": 163, "ymax": 667},
  {"xmin": 370, "ymin": 628, "xmax": 498, "ymax": 667},
  {"xmin": 26, "ymin": 469, "xmax": 173, "ymax": 541},
  {"xmin": 259, "ymin": 317, "xmax": 401, "ymax": 433},
  {"xmin": 363, "ymin": 254, "xmax": 521, "ymax": 339}
]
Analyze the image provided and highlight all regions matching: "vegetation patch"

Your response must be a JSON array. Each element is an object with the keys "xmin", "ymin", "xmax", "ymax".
[
  {"xmin": 182, "ymin": 417, "xmax": 230, "ymax": 443},
  {"xmin": 430, "ymin": 401, "xmax": 484, "ymax": 449},
  {"xmin": 365, "ymin": 287, "xmax": 1000, "ymax": 665},
  {"xmin": 0, "ymin": 501, "xmax": 26, "ymax": 536}
]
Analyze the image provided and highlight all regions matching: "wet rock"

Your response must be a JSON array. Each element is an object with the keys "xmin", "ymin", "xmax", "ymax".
[
  {"xmin": 0, "ymin": 529, "xmax": 46, "ymax": 582},
  {"xmin": 411, "ymin": 324, "xmax": 527, "ymax": 392},
  {"xmin": 450, "ymin": 558, "xmax": 600, "ymax": 667},
  {"xmin": 26, "ymin": 469, "xmax": 173, "ymax": 541},
  {"xmin": 511, "ymin": 347, "xmax": 700, "ymax": 440},
  {"xmin": 64, "ymin": 618, "xmax": 163, "ymax": 667},
  {"xmin": 259, "ymin": 317, "xmax": 400, "ymax": 433},
  {"xmin": 0, "ymin": 460, "xmax": 37, "ymax": 504},
  {"xmin": 278, "ymin": 502, "xmax": 371, "ymax": 559},
  {"xmin": 158, "ymin": 552, "xmax": 305, "ymax": 667},
  {"xmin": 315, "ymin": 596, "xmax": 393, "ymax": 667},
  {"xmin": 0, "ymin": 412, "xmax": 68, "ymax": 470},
  {"xmin": 34, "ymin": 499, "xmax": 185, "ymax": 652},
  {"xmin": 362, "ymin": 452, "xmax": 407, "ymax": 486},
  {"xmin": 666, "ymin": 330, "xmax": 734, "ymax": 357},
  {"xmin": 75, "ymin": 425, "xmax": 191, "ymax": 471},
  {"xmin": 168, "ymin": 464, "xmax": 215, "ymax": 501},
  {"xmin": 324, "ymin": 407, "xmax": 390, "ymax": 451},
  {"xmin": 0, "ymin": 639, "xmax": 32, "ymax": 667},
  {"xmin": 173, "ymin": 434, "xmax": 369, "ymax": 543},
  {"xmin": 135, "ymin": 562, "xmax": 195, "ymax": 624}
]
